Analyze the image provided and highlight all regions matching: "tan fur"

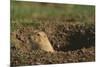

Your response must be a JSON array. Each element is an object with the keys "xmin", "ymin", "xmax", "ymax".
[{"xmin": 30, "ymin": 30, "xmax": 54, "ymax": 52}]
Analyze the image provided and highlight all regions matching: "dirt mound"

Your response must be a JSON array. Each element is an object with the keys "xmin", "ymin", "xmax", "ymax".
[{"xmin": 11, "ymin": 22, "xmax": 95, "ymax": 66}]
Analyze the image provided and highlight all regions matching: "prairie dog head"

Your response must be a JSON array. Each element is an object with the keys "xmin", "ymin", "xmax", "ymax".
[{"xmin": 30, "ymin": 30, "xmax": 54, "ymax": 52}]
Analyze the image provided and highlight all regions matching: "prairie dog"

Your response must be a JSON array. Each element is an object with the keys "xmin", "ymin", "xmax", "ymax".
[{"xmin": 30, "ymin": 30, "xmax": 54, "ymax": 52}]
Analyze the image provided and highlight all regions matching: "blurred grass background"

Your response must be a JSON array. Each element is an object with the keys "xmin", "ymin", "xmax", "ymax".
[{"xmin": 11, "ymin": 0, "xmax": 95, "ymax": 31}]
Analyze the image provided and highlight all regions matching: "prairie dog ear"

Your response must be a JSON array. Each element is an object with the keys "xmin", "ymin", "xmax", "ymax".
[
  {"xmin": 33, "ymin": 30, "xmax": 40, "ymax": 33},
  {"xmin": 42, "ymin": 32, "xmax": 47, "ymax": 38}
]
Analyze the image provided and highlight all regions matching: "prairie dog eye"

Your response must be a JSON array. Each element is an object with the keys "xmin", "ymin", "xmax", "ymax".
[{"xmin": 37, "ymin": 33, "xmax": 40, "ymax": 36}]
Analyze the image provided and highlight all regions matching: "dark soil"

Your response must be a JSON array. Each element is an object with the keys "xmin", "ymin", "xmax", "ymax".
[
  {"xmin": 11, "ymin": 47, "xmax": 95, "ymax": 66},
  {"xmin": 11, "ymin": 22, "xmax": 95, "ymax": 66}
]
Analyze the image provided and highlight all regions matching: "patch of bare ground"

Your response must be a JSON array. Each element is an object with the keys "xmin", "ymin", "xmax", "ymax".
[{"xmin": 11, "ymin": 22, "xmax": 95, "ymax": 66}]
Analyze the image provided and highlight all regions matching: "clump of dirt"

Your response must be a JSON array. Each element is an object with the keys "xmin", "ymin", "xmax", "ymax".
[{"xmin": 11, "ymin": 22, "xmax": 95, "ymax": 66}]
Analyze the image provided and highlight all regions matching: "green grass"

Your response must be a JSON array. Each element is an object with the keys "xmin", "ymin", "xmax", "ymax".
[
  {"xmin": 11, "ymin": 1, "xmax": 95, "ymax": 31},
  {"xmin": 11, "ymin": 1, "xmax": 95, "ymax": 22}
]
